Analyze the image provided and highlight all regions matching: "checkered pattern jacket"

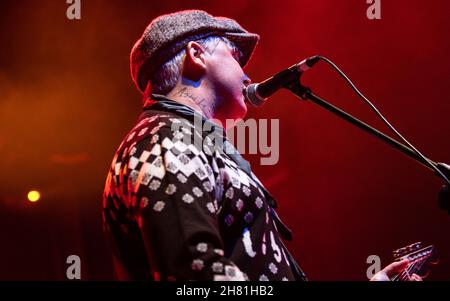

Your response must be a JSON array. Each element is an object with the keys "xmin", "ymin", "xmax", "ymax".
[{"xmin": 102, "ymin": 95, "xmax": 307, "ymax": 281}]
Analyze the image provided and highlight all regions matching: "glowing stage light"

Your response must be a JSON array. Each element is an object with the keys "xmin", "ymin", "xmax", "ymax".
[{"xmin": 27, "ymin": 190, "xmax": 41, "ymax": 202}]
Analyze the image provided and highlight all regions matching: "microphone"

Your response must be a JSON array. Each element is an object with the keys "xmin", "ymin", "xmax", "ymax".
[{"xmin": 244, "ymin": 55, "xmax": 320, "ymax": 106}]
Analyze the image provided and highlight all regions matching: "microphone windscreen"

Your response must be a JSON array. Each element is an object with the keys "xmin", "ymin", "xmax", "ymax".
[{"xmin": 244, "ymin": 84, "xmax": 266, "ymax": 107}]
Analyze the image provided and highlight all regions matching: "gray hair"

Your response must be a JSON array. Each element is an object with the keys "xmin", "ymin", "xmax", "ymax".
[{"xmin": 144, "ymin": 36, "xmax": 242, "ymax": 97}]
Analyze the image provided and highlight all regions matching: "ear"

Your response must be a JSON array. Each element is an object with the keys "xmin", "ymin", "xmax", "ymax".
[{"xmin": 183, "ymin": 41, "xmax": 207, "ymax": 80}]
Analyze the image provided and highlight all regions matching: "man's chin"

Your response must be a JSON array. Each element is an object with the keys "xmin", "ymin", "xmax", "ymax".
[
  {"xmin": 232, "ymin": 103, "xmax": 247, "ymax": 124},
  {"xmin": 219, "ymin": 97, "xmax": 247, "ymax": 117},
  {"xmin": 238, "ymin": 102, "xmax": 248, "ymax": 118},
  {"xmin": 236, "ymin": 95, "xmax": 248, "ymax": 117}
]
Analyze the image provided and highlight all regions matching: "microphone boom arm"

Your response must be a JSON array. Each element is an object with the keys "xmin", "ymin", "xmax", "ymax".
[
  {"xmin": 285, "ymin": 80, "xmax": 450, "ymax": 214},
  {"xmin": 287, "ymin": 82, "xmax": 436, "ymax": 171}
]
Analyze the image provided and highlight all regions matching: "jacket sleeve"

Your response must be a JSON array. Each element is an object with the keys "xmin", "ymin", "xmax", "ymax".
[{"xmin": 128, "ymin": 124, "xmax": 247, "ymax": 281}]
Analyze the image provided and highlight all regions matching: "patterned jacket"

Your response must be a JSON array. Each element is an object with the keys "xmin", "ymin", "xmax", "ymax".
[{"xmin": 102, "ymin": 95, "xmax": 307, "ymax": 281}]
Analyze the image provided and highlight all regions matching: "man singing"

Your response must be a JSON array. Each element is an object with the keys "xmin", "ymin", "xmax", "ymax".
[{"xmin": 102, "ymin": 9, "xmax": 420, "ymax": 281}]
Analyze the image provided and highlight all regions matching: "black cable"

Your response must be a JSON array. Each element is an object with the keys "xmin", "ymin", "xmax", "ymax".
[{"xmin": 316, "ymin": 56, "xmax": 450, "ymax": 186}]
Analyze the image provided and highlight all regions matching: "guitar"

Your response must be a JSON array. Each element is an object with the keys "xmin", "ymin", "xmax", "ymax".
[{"xmin": 390, "ymin": 242, "xmax": 439, "ymax": 281}]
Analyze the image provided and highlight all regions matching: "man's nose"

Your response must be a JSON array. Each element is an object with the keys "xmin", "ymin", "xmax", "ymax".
[{"xmin": 243, "ymin": 74, "xmax": 251, "ymax": 87}]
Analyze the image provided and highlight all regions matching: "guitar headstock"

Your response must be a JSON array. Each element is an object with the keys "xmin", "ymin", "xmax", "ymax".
[{"xmin": 391, "ymin": 242, "xmax": 439, "ymax": 281}]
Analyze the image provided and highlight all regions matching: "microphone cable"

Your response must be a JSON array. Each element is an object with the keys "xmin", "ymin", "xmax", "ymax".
[{"xmin": 313, "ymin": 55, "xmax": 450, "ymax": 185}]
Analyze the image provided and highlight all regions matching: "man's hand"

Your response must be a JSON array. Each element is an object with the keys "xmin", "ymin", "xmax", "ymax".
[{"xmin": 370, "ymin": 258, "xmax": 423, "ymax": 281}]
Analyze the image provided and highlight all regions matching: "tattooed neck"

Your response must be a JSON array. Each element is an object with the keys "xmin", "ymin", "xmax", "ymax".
[{"xmin": 172, "ymin": 87, "xmax": 213, "ymax": 119}]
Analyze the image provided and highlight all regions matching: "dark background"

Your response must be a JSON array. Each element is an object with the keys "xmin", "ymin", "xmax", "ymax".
[{"xmin": 0, "ymin": 0, "xmax": 449, "ymax": 280}]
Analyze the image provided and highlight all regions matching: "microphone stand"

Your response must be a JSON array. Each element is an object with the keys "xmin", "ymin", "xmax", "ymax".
[{"xmin": 283, "ymin": 78, "xmax": 450, "ymax": 214}]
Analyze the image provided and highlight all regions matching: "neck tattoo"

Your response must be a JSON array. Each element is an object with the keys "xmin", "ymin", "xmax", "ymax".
[{"xmin": 173, "ymin": 87, "xmax": 213, "ymax": 119}]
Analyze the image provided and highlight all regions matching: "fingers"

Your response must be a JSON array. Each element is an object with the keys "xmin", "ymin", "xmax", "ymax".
[
  {"xmin": 410, "ymin": 273, "xmax": 423, "ymax": 281},
  {"xmin": 370, "ymin": 259, "xmax": 424, "ymax": 281},
  {"xmin": 381, "ymin": 258, "xmax": 410, "ymax": 278}
]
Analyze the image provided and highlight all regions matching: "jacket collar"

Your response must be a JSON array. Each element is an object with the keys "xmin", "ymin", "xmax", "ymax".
[{"xmin": 144, "ymin": 94, "xmax": 227, "ymax": 138}]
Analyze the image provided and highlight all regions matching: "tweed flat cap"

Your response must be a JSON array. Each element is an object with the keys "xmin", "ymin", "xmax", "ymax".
[{"xmin": 130, "ymin": 10, "xmax": 260, "ymax": 93}]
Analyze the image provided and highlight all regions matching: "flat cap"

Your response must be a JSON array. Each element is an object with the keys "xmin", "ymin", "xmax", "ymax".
[{"xmin": 130, "ymin": 10, "xmax": 260, "ymax": 93}]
